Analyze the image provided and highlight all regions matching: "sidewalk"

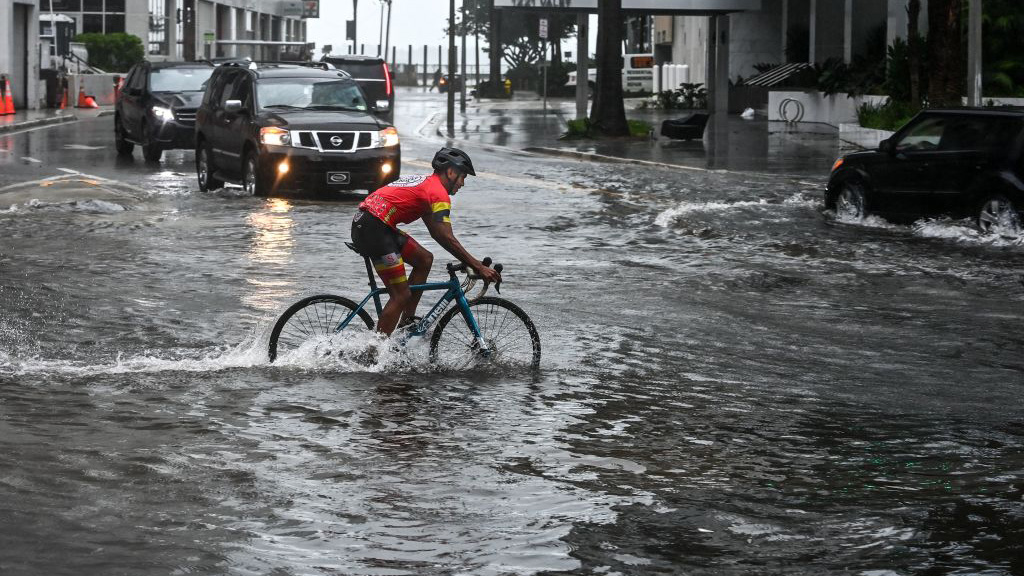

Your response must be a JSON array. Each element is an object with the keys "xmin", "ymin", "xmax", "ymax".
[
  {"xmin": 0, "ymin": 107, "xmax": 111, "ymax": 134},
  {"xmin": 441, "ymin": 94, "xmax": 857, "ymax": 178}
]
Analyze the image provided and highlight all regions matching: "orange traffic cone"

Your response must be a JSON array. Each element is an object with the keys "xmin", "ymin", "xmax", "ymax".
[
  {"xmin": 58, "ymin": 82, "xmax": 68, "ymax": 110},
  {"xmin": 76, "ymin": 85, "xmax": 99, "ymax": 109},
  {"xmin": 0, "ymin": 76, "xmax": 13, "ymax": 115}
]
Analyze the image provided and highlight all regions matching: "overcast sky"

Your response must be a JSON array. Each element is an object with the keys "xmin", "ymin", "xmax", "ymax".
[{"xmin": 306, "ymin": 1, "xmax": 596, "ymax": 65}]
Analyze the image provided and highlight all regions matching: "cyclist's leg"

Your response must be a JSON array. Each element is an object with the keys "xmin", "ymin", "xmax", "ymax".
[
  {"xmin": 398, "ymin": 234, "xmax": 433, "ymax": 323},
  {"xmin": 351, "ymin": 211, "xmax": 411, "ymax": 336}
]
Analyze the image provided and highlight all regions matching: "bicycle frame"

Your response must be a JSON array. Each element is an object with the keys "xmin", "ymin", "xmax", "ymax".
[{"xmin": 334, "ymin": 272, "xmax": 488, "ymax": 350}]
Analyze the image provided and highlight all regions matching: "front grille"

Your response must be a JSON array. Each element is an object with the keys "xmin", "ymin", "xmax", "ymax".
[
  {"xmin": 317, "ymin": 132, "xmax": 356, "ymax": 151},
  {"xmin": 290, "ymin": 130, "xmax": 378, "ymax": 153},
  {"xmin": 175, "ymin": 109, "xmax": 197, "ymax": 125}
]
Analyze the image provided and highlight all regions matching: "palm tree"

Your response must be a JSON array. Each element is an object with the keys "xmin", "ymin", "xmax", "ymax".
[
  {"xmin": 927, "ymin": 0, "xmax": 963, "ymax": 106},
  {"xmin": 589, "ymin": 0, "xmax": 629, "ymax": 136}
]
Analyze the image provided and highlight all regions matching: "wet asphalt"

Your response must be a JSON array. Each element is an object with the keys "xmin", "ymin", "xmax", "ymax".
[{"xmin": 1, "ymin": 90, "xmax": 1023, "ymax": 575}]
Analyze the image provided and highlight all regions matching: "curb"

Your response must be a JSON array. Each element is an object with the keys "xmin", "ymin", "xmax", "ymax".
[
  {"xmin": 0, "ymin": 113, "xmax": 78, "ymax": 134},
  {"xmin": 521, "ymin": 146, "xmax": 711, "ymax": 173}
]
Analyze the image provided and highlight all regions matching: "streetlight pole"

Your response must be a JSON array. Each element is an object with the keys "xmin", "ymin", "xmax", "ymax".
[
  {"xmin": 447, "ymin": 0, "xmax": 456, "ymax": 136},
  {"xmin": 460, "ymin": 2, "xmax": 467, "ymax": 113},
  {"xmin": 378, "ymin": 1, "xmax": 385, "ymax": 56},
  {"xmin": 352, "ymin": 0, "xmax": 358, "ymax": 55},
  {"xmin": 384, "ymin": 0, "xmax": 393, "ymax": 65}
]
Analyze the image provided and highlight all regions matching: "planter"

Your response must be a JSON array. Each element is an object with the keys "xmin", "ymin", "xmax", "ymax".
[{"xmin": 768, "ymin": 91, "xmax": 887, "ymax": 127}]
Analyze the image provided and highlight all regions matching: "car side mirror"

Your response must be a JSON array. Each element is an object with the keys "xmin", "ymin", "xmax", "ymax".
[
  {"xmin": 878, "ymin": 138, "xmax": 894, "ymax": 154},
  {"xmin": 374, "ymin": 99, "xmax": 390, "ymax": 112},
  {"xmin": 224, "ymin": 99, "xmax": 244, "ymax": 113}
]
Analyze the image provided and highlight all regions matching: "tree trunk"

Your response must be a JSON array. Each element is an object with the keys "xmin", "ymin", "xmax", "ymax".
[
  {"xmin": 589, "ymin": 0, "xmax": 629, "ymax": 136},
  {"xmin": 927, "ymin": 0, "xmax": 963, "ymax": 107},
  {"xmin": 489, "ymin": 7, "xmax": 502, "ymax": 87},
  {"xmin": 907, "ymin": 0, "xmax": 921, "ymax": 104}
]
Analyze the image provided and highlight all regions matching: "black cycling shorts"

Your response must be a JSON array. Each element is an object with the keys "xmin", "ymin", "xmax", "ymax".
[{"xmin": 351, "ymin": 209, "xmax": 420, "ymax": 285}]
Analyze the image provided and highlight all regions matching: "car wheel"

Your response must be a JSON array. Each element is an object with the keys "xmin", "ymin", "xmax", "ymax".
[
  {"xmin": 835, "ymin": 181, "xmax": 867, "ymax": 220},
  {"xmin": 196, "ymin": 143, "xmax": 223, "ymax": 192},
  {"xmin": 977, "ymin": 194, "xmax": 1022, "ymax": 236},
  {"xmin": 243, "ymin": 152, "xmax": 268, "ymax": 196},
  {"xmin": 114, "ymin": 116, "xmax": 134, "ymax": 156},
  {"xmin": 141, "ymin": 121, "xmax": 162, "ymax": 162}
]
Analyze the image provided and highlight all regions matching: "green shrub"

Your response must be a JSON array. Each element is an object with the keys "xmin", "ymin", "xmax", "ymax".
[
  {"xmin": 73, "ymin": 33, "xmax": 144, "ymax": 72},
  {"xmin": 627, "ymin": 119, "xmax": 652, "ymax": 137},
  {"xmin": 560, "ymin": 118, "xmax": 652, "ymax": 139},
  {"xmin": 857, "ymin": 100, "xmax": 920, "ymax": 132}
]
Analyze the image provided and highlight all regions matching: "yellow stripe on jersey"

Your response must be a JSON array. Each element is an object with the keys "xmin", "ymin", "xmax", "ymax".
[{"xmin": 430, "ymin": 201, "xmax": 451, "ymax": 213}]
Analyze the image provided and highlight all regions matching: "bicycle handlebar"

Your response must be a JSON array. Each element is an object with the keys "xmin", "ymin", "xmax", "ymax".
[{"xmin": 446, "ymin": 257, "xmax": 503, "ymax": 296}]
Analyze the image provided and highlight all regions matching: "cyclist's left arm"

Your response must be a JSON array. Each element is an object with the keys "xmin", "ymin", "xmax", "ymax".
[{"xmin": 423, "ymin": 216, "xmax": 500, "ymax": 284}]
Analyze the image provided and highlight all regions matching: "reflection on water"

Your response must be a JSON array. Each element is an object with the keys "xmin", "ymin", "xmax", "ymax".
[{"xmin": 244, "ymin": 198, "xmax": 296, "ymax": 311}]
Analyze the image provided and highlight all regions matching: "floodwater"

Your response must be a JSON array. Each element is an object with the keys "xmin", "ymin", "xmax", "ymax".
[{"xmin": 1, "ymin": 108, "xmax": 1023, "ymax": 575}]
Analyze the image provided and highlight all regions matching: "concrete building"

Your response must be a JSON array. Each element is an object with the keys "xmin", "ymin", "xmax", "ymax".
[
  {"xmin": 654, "ymin": 0, "xmax": 922, "ymax": 84},
  {"xmin": 147, "ymin": 0, "xmax": 309, "ymax": 62},
  {"xmin": 1, "ymin": 0, "xmax": 42, "ymax": 109}
]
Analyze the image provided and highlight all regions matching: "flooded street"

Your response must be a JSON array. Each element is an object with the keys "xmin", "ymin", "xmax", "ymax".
[{"xmin": 2, "ymin": 93, "xmax": 1023, "ymax": 575}]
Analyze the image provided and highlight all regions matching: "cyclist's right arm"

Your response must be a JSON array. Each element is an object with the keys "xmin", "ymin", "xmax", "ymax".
[{"xmin": 423, "ymin": 216, "xmax": 500, "ymax": 284}]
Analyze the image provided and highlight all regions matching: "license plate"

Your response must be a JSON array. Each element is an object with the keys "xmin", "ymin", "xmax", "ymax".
[{"xmin": 326, "ymin": 171, "xmax": 351, "ymax": 185}]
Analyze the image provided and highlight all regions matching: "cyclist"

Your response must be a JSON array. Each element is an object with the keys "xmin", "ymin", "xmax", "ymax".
[{"xmin": 351, "ymin": 147, "xmax": 500, "ymax": 336}]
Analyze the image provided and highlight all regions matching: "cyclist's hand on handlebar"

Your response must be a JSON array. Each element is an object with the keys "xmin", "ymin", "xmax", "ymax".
[{"xmin": 474, "ymin": 262, "xmax": 501, "ymax": 286}]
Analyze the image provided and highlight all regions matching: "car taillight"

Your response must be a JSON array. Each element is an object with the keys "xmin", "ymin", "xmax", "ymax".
[{"xmin": 383, "ymin": 62, "xmax": 392, "ymax": 96}]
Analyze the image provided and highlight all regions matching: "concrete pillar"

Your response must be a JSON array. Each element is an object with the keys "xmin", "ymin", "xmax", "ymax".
[
  {"xmin": 228, "ymin": 6, "xmax": 237, "ymax": 57},
  {"xmin": 166, "ymin": 0, "xmax": 179, "ymax": 59},
  {"xmin": 967, "ymin": 0, "xmax": 982, "ymax": 106},
  {"xmin": 714, "ymin": 15, "xmax": 729, "ymax": 115},
  {"xmin": 780, "ymin": 0, "xmax": 788, "ymax": 59},
  {"xmin": 843, "ymin": 0, "xmax": 853, "ymax": 63},
  {"xmin": 808, "ymin": 0, "xmax": 816, "ymax": 63}
]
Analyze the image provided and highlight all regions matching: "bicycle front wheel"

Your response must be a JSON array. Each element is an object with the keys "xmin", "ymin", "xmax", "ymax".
[
  {"xmin": 429, "ymin": 297, "xmax": 540, "ymax": 370},
  {"xmin": 268, "ymin": 295, "xmax": 374, "ymax": 362}
]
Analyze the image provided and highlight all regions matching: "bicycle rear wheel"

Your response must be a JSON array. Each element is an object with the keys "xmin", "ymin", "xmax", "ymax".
[
  {"xmin": 429, "ymin": 297, "xmax": 540, "ymax": 369},
  {"xmin": 268, "ymin": 295, "xmax": 374, "ymax": 362}
]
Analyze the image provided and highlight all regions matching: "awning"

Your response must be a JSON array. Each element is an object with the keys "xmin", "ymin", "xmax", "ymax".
[{"xmin": 493, "ymin": 0, "xmax": 761, "ymax": 14}]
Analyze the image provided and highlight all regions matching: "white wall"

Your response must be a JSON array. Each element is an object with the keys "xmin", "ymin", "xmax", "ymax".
[
  {"xmin": 1, "ymin": 0, "xmax": 41, "ymax": 109},
  {"xmin": 729, "ymin": 0, "xmax": 784, "ymax": 81}
]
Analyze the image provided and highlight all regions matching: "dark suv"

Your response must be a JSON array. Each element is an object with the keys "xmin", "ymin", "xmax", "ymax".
[
  {"xmin": 115, "ymin": 61, "xmax": 215, "ymax": 162},
  {"xmin": 826, "ymin": 108, "xmax": 1024, "ymax": 233},
  {"xmin": 194, "ymin": 62, "xmax": 401, "ymax": 197},
  {"xmin": 320, "ymin": 55, "xmax": 394, "ymax": 123}
]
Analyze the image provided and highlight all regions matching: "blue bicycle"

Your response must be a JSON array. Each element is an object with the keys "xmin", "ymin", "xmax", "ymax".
[{"xmin": 267, "ymin": 244, "xmax": 541, "ymax": 368}]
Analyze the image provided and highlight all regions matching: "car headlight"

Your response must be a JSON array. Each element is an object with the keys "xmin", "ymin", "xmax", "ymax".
[
  {"xmin": 831, "ymin": 157, "xmax": 844, "ymax": 172},
  {"xmin": 378, "ymin": 127, "xmax": 399, "ymax": 147},
  {"xmin": 151, "ymin": 106, "xmax": 174, "ymax": 122},
  {"xmin": 260, "ymin": 127, "xmax": 291, "ymax": 146}
]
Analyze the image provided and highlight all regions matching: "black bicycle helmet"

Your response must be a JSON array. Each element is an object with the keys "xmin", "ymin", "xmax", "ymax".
[{"xmin": 431, "ymin": 147, "xmax": 476, "ymax": 176}]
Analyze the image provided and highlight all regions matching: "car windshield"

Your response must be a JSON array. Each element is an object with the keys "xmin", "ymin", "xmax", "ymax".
[
  {"xmin": 149, "ymin": 67, "xmax": 214, "ymax": 92},
  {"xmin": 257, "ymin": 78, "xmax": 368, "ymax": 111}
]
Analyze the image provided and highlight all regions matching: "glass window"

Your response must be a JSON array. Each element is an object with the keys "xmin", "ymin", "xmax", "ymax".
[
  {"xmin": 895, "ymin": 116, "xmax": 945, "ymax": 152},
  {"xmin": 82, "ymin": 14, "xmax": 103, "ymax": 33},
  {"xmin": 257, "ymin": 78, "xmax": 367, "ymax": 111},
  {"xmin": 128, "ymin": 65, "xmax": 147, "ymax": 90},
  {"xmin": 105, "ymin": 14, "xmax": 125, "ymax": 33},
  {"xmin": 322, "ymin": 59, "xmax": 384, "ymax": 80},
  {"xmin": 82, "ymin": 0, "xmax": 103, "ymax": 11},
  {"xmin": 218, "ymin": 72, "xmax": 241, "ymax": 106},
  {"xmin": 106, "ymin": 0, "xmax": 126, "ymax": 11},
  {"xmin": 149, "ymin": 67, "xmax": 214, "ymax": 92},
  {"xmin": 45, "ymin": 0, "xmax": 82, "ymax": 11},
  {"xmin": 939, "ymin": 117, "xmax": 1023, "ymax": 152}
]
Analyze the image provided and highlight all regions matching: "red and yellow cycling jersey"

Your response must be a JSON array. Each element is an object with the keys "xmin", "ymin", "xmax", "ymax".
[{"xmin": 359, "ymin": 174, "xmax": 452, "ymax": 228}]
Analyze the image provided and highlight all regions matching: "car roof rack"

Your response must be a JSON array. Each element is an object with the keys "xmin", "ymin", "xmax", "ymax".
[{"xmin": 249, "ymin": 60, "xmax": 338, "ymax": 71}]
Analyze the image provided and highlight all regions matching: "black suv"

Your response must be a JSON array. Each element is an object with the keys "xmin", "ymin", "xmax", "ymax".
[
  {"xmin": 194, "ymin": 62, "xmax": 401, "ymax": 197},
  {"xmin": 115, "ymin": 61, "xmax": 215, "ymax": 162},
  {"xmin": 320, "ymin": 55, "xmax": 394, "ymax": 123},
  {"xmin": 826, "ymin": 108, "xmax": 1024, "ymax": 233}
]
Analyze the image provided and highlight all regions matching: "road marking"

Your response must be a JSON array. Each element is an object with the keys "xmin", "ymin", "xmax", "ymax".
[
  {"xmin": 63, "ymin": 144, "xmax": 106, "ymax": 150},
  {"xmin": 21, "ymin": 157, "xmax": 41, "ymax": 163},
  {"xmin": 57, "ymin": 167, "xmax": 82, "ymax": 174}
]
